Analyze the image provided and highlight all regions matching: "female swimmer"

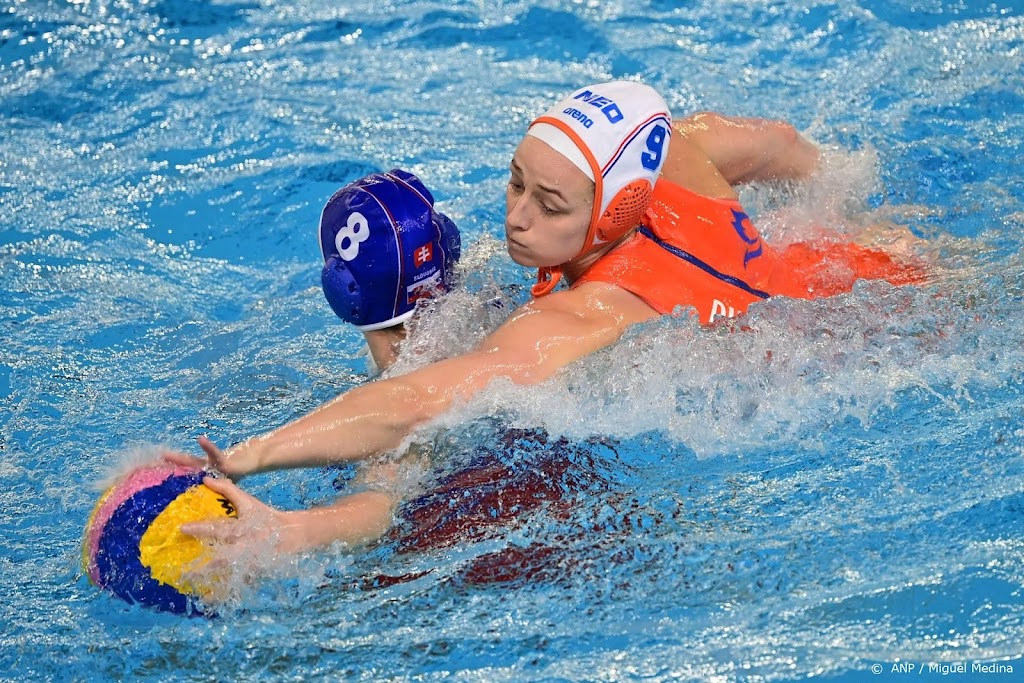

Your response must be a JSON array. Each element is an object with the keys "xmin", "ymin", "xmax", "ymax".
[{"xmin": 168, "ymin": 81, "xmax": 927, "ymax": 560}]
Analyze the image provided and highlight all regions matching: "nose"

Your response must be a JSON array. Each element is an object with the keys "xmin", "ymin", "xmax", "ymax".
[{"xmin": 505, "ymin": 190, "xmax": 530, "ymax": 234}]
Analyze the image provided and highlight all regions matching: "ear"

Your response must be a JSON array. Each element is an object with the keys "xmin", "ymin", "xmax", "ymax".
[{"xmin": 321, "ymin": 256, "xmax": 363, "ymax": 325}]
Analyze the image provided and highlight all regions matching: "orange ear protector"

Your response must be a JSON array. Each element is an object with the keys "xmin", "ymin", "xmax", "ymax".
[{"xmin": 591, "ymin": 179, "xmax": 653, "ymax": 246}]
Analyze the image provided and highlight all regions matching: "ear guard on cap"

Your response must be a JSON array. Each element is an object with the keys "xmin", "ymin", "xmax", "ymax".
[
  {"xmin": 319, "ymin": 169, "xmax": 461, "ymax": 331},
  {"xmin": 529, "ymin": 174, "xmax": 656, "ymax": 298},
  {"xmin": 593, "ymin": 179, "xmax": 654, "ymax": 246}
]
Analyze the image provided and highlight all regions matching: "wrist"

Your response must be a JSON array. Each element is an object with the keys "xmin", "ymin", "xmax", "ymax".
[
  {"xmin": 223, "ymin": 437, "xmax": 269, "ymax": 477},
  {"xmin": 273, "ymin": 509, "xmax": 313, "ymax": 554}
]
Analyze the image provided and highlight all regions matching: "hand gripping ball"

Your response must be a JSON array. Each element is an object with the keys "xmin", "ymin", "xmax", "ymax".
[{"xmin": 82, "ymin": 463, "xmax": 236, "ymax": 614}]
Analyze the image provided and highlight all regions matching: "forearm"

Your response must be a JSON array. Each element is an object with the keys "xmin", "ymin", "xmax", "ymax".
[
  {"xmin": 680, "ymin": 113, "xmax": 821, "ymax": 186},
  {"xmin": 227, "ymin": 377, "xmax": 438, "ymax": 474},
  {"xmin": 217, "ymin": 293, "xmax": 633, "ymax": 477},
  {"xmin": 276, "ymin": 490, "xmax": 397, "ymax": 553},
  {"xmin": 225, "ymin": 342, "xmax": 539, "ymax": 475},
  {"xmin": 724, "ymin": 121, "xmax": 820, "ymax": 185}
]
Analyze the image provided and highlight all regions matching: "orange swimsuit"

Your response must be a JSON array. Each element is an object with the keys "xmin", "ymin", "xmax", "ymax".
[{"xmin": 572, "ymin": 179, "xmax": 927, "ymax": 323}]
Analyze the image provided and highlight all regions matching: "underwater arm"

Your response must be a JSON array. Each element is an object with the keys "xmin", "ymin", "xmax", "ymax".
[
  {"xmin": 182, "ymin": 476, "xmax": 397, "ymax": 554},
  {"xmin": 676, "ymin": 112, "xmax": 820, "ymax": 185}
]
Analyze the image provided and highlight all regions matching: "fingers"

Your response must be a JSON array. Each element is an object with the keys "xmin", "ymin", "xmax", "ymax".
[
  {"xmin": 200, "ymin": 475, "xmax": 246, "ymax": 506},
  {"xmin": 180, "ymin": 478, "xmax": 251, "ymax": 542},
  {"xmin": 181, "ymin": 518, "xmax": 244, "ymax": 543},
  {"xmin": 161, "ymin": 438, "xmax": 226, "ymax": 473},
  {"xmin": 176, "ymin": 475, "xmax": 288, "ymax": 599},
  {"xmin": 197, "ymin": 434, "xmax": 252, "ymax": 480},
  {"xmin": 198, "ymin": 435, "xmax": 226, "ymax": 465},
  {"xmin": 197, "ymin": 435, "xmax": 240, "ymax": 480},
  {"xmin": 199, "ymin": 476, "xmax": 279, "ymax": 528},
  {"xmin": 162, "ymin": 451, "xmax": 207, "ymax": 469},
  {"xmin": 197, "ymin": 434, "xmax": 222, "ymax": 456}
]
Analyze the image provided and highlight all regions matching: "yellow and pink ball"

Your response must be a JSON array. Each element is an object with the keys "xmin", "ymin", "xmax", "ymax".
[{"xmin": 82, "ymin": 463, "xmax": 235, "ymax": 613}]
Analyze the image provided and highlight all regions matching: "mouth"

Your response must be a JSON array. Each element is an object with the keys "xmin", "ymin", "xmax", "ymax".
[{"xmin": 504, "ymin": 235, "xmax": 536, "ymax": 266}]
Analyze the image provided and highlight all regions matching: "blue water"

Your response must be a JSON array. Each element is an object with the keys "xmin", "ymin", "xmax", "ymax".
[{"xmin": 3, "ymin": 0, "xmax": 1024, "ymax": 681}]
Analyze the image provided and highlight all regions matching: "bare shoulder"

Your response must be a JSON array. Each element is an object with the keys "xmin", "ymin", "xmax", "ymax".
[{"xmin": 527, "ymin": 281, "xmax": 660, "ymax": 328}]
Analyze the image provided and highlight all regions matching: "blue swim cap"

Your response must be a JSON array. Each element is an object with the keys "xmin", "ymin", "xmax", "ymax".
[{"xmin": 319, "ymin": 169, "xmax": 461, "ymax": 330}]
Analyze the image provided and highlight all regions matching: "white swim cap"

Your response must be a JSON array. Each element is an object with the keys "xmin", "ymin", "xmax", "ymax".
[{"xmin": 526, "ymin": 81, "xmax": 672, "ymax": 296}]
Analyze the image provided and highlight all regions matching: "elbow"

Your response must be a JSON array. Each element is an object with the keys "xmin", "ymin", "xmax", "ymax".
[
  {"xmin": 775, "ymin": 120, "xmax": 800, "ymax": 148},
  {"xmin": 347, "ymin": 378, "xmax": 435, "ymax": 448},
  {"xmin": 755, "ymin": 120, "xmax": 819, "ymax": 182},
  {"xmin": 383, "ymin": 379, "xmax": 436, "ymax": 433},
  {"xmin": 777, "ymin": 121, "xmax": 820, "ymax": 179}
]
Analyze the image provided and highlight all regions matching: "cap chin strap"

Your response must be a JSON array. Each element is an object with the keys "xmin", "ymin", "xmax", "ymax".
[{"xmin": 532, "ymin": 265, "xmax": 562, "ymax": 297}]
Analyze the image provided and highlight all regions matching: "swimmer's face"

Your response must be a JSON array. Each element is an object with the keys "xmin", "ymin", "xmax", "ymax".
[{"xmin": 505, "ymin": 135, "xmax": 594, "ymax": 268}]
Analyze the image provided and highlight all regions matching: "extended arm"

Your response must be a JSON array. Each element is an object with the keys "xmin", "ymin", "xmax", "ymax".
[
  {"xmin": 209, "ymin": 283, "xmax": 652, "ymax": 478},
  {"xmin": 180, "ymin": 284, "xmax": 654, "ymax": 557}
]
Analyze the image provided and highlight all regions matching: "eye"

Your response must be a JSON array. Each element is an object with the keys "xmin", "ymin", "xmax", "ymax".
[
  {"xmin": 507, "ymin": 178, "xmax": 524, "ymax": 193},
  {"xmin": 540, "ymin": 203, "xmax": 559, "ymax": 215}
]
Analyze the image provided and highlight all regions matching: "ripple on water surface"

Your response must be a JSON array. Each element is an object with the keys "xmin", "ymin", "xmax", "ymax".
[{"xmin": 1, "ymin": 0, "xmax": 1023, "ymax": 681}]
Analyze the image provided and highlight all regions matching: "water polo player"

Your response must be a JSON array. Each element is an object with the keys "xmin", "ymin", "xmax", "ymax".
[{"xmin": 170, "ymin": 81, "xmax": 928, "ymax": 558}]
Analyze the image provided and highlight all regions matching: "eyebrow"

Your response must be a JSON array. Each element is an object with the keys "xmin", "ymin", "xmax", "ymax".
[
  {"xmin": 537, "ymin": 182, "xmax": 567, "ymax": 203},
  {"xmin": 509, "ymin": 159, "xmax": 569, "ymax": 203}
]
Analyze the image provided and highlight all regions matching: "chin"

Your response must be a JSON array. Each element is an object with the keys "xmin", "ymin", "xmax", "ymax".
[
  {"xmin": 508, "ymin": 251, "xmax": 535, "ymax": 267},
  {"xmin": 506, "ymin": 238, "xmax": 569, "ymax": 269}
]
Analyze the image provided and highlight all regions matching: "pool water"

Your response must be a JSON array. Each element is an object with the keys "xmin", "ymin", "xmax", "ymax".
[{"xmin": 2, "ymin": 0, "xmax": 1024, "ymax": 681}]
